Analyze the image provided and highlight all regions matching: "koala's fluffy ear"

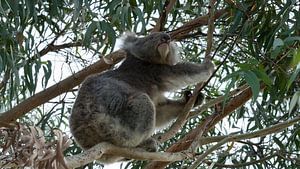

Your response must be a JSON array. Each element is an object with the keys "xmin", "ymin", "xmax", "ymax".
[
  {"xmin": 120, "ymin": 32, "xmax": 138, "ymax": 48},
  {"xmin": 119, "ymin": 32, "xmax": 140, "ymax": 54},
  {"xmin": 122, "ymin": 32, "xmax": 138, "ymax": 42}
]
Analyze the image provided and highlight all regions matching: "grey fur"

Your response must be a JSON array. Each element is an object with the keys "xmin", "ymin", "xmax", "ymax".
[{"xmin": 69, "ymin": 32, "xmax": 215, "ymax": 163}]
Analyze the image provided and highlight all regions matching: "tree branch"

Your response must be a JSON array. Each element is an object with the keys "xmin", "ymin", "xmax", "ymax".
[
  {"xmin": 204, "ymin": 153, "xmax": 279, "ymax": 168},
  {"xmin": 169, "ymin": 9, "xmax": 228, "ymax": 40},
  {"xmin": 152, "ymin": 0, "xmax": 177, "ymax": 32},
  {"xmin": 38, "ymin": 41, "xmax": 82, "ymax": 57},
  {"xmin": 205, "ymin": 0, "xmax": 216, "ymax": 60},
  {"xmin": 197, "ymin": 115, "xmax": 300, "ymax": 146},
  {"xmin": 0, "ymin": 7, "xmax": 231, "ymax": 126},
  {"xmin": 188, "ymin": 137, "xmax": 231, "ymax": 169},
  {"xmin": 0, "ymin": 50, "xmax": 127, "ymax": 125},
  {"xmin": 188, "ymin": 115, "xmax": 300, "ymax": 168},
  {"xmin": 154, "ymin": 5, "xmax": 226, "ymax": 144},
  {"xmin": 0, "ymin": 69, "xmax": 10, "ymax": 91},
  {"xmin": 64, "ymin": 142, "xmax": 192, "ymax": 168},
  {"xmin": 189, "ymin": 84, "xmax": 248, "ymax": 118},
  {"xmin": 145, "ymin": 85, "xmax": 255, "ymax": 169}
]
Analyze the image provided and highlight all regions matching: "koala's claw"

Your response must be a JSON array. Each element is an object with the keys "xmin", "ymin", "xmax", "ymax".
[{"xmin": 183, "ymin": 91, "xmax": 204, "ymax": 106}]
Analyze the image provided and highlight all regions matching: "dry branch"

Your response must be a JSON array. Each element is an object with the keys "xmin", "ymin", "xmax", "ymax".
[
  {"xmin": 38, "ymin": 42, "xmax": 82, "ymax": 56},
  {"xmin": 65, "ymin": 142, "xmax": 191, "ymax": 168}
]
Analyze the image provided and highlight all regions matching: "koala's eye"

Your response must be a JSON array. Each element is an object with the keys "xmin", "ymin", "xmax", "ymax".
[{"xmin": 161, "ymin": 34, "xmax": 171, "ymax": 43}]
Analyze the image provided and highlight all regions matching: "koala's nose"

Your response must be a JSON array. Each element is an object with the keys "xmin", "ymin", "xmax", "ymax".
[{"xmin": 161, "ymin": 34, "xmax": 171, "ymax": 43}]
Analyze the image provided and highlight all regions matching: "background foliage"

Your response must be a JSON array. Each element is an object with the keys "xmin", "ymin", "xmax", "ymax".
[{"xmin": 0, "ymin": 0, "xmax": 299, "ymax": 168}]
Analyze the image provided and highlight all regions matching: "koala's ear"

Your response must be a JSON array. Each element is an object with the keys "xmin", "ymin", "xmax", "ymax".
[
  {"xmin": 120, "ymin": 32, "xmax": 138, "ymax": 50},
  {"xmin": 122, "ymin": 32, "xmax": 138, "ymax": 43}
]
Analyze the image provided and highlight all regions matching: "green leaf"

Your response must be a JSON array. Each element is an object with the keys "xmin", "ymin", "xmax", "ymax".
[
  {"xmin": 284, "ymin": 36, "xmax": 300, "ymax": 46},
  {"xmin": 83, "ymin": 21, "xmax": 97, "ymax": 46},
  {"xmin": 132, "ymin": 7, "xmax": 146, "ymax": 33},
  {"xmin": 73, "ymin": 0, "xmax": 83, "ymax": 21},
  {"xmin": 291, "ymin": 48, "xmax": 300, "ymax": 68},
  {"xmin": 242, "ymin": 70, "xmax": 260, "ymax": 101},
  {"xmin": 253, "ymin": 68, "xmax": 272, "ymax": 87},
  {"xmin": 229, "ymin": 10, "xmax": 243, "ymax": 33},
  {"xmin": 272, "ymin": 38, "xmax": 284, "ymax": 49},
  {"xmin": 273, "ymin": 137, "xmax": 285, "ymax": 150},
  {"xmin": 101, "ymin": 21, "xmax": 116, "ymax": 49},
  {"xmin": 42, "ymin": 61, "xmax": 52, "ymax": 88},
  {"xmin": 289, "ymin": 91, "xmax": 300, "ymax": 114},
  {"xmin": 287, "ymin": 64, "xmax": 300, "ymax": 90}
]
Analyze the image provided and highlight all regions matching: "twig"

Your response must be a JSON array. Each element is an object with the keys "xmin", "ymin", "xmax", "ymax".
[
  {"xmin": 0, "ymin": 69, "xmax": 10, "ymax": 91},
  {"xmin": 152, "ymin": 0, "xmax": 177, "ymax": 32},
  {"xmin": 38, "ymin": 41, "xmax": 82, "ymax": 57},
  {"xmin": 198, "ymin": 32, "xmax": 240, "ymax": 93},
  {"xmin": 198, "ymin": 115, "xmax": 300, "ymax": 146},
  {"xmin": 169, "ymin": 9, "xmax": 228, "ymax": 40},
  {"xmin": 188, "ymin": 115, "xmax": 300, "ymax": 168},
  {"xmin": 205, "ymin": 0, "xmax": 216, "ymax": 60},
  {"xmin": 204, "ymin": 152, "xmax": 278, "ymax": 168},
  {"xmin": 188, "ymin": 137, "xmax": 231, "ymax": 169},
  {"xmin": 189, "ymin": 84, "xmax": 248, "ymax": 118}
]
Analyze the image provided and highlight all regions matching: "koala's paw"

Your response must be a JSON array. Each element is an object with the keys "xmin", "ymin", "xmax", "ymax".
[
  {"xmin": 183, "ymin": 90, "xmax": 193, "ymax": 103},
  {"xmin": 137, "ymin": 138, "xmax": 159, "ymax": 152},
  {"xmin": 183, "ymin": 91, "xmax": 204, "ymax": 107},
  {"xmin": 194, "ymin": 92, "xmax": 204, "ymax": 107}
]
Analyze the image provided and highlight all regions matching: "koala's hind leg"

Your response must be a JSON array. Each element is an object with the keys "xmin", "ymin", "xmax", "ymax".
[
  {"xmin": 94, "ymin": 93, "xmax": 157, "ymax": 163},
  {"xmin": 117, "ymin": 93, "xmax": 156, "ymax": 148},
  {"xmin": 137, "ymin": 137, "xmax": 159, "ymax": 152}
]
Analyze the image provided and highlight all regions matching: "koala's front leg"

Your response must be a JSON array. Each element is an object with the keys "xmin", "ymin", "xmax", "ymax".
[
  {"xmin": 155, "ymin": 92, "xmax": 204, "ymax": 128},
  {"xmin": 162, "ymin": 60, "xmax": 215, "ymax": 90}
]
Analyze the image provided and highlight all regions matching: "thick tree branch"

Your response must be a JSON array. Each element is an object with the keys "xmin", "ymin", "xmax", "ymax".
[{"xmin": 0, "ymin": 50, "xmax": 127, "ymax": 125}]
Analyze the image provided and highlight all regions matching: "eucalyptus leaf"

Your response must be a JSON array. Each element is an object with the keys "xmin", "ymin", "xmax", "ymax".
[{"xmin": 242, "ymin": 70, "xmax": 260, "ymax": 101}]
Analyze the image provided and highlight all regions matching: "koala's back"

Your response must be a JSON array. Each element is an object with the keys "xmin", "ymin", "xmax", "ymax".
[{"xmin": 70, "ymin": 62, "xmax": 156, "ymax": 149}]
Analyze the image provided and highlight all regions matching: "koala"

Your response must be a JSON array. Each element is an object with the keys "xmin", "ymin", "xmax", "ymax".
[{"xmin": 69, "ymin": 32, "xmax": 215, "ymax": 163}]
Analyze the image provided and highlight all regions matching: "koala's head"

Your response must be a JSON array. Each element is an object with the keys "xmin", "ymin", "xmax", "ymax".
[{"xmin": 121, "ymin": 32, "xmax": 180, "ymax": 65}]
